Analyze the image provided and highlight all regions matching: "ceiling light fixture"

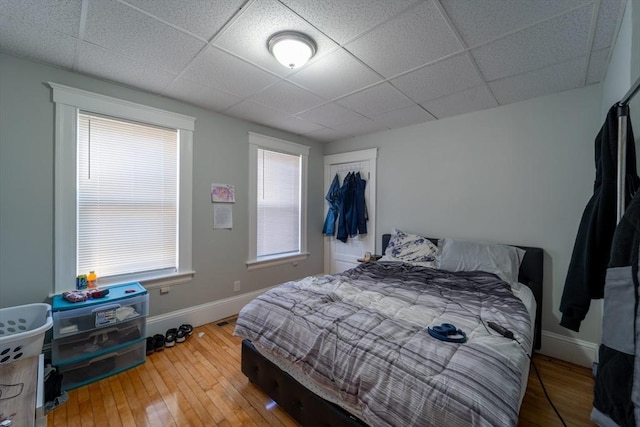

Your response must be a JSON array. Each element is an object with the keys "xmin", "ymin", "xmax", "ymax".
[{"xmin": 267, "ymin": 31, "xmax": 317, "ymax": 69}]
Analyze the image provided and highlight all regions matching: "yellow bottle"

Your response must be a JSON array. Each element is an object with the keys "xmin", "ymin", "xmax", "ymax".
[{"xmin": 87, "ymin": 271, "xmax": 98, "ymax": 288}]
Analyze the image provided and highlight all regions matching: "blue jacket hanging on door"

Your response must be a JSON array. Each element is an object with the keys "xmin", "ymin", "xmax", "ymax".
[
  {"xmin": 322, "ymin": 173, "xmax": 341, "ymax": 236},
  {"xmin": 336, "ymin": 172, "xmax": 367, "ymax": 243}
]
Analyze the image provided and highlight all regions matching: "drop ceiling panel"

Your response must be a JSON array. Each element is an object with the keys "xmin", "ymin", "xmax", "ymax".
[
  {"xmin": 265, "ymin": 115, "xmax": 326, "ymax": 135},
  {"xmin": 471, "ymin": 4, "xmax": 594, "ymax": 81},
  {"xmin": 164, "ymin": 77, "xmax": 242, "ymax": 112},
  {"xmin": 391, "ymin": 53, "xmax": 484, "ymax": 104},
  {"xmin": 0, "ymin": 0, "xmax": 627, "ymax": 143},
  {"xmin": 0, "ymin": 17, "xmax": 77, "ymax": 69},
  {"xmin": 77, "ymin": 43, "xmax": 178, "ymax": 93},
  {"xmin": 591, "ymin": 0, "xmax": 624, "ymax": 50},
  {"xmin": 0, "ymin": 0, "xmax": 82, "ymax": 37},
  {"xmin": 489, "ymin": 57, "xmax": 586, "ymax": 105},
  {"xmin": 337, "ymin": 82, "xmax": 415, "ymax": 118},
  {"xmin": 84, "ymin": 0, "xmax": 205, "ymax": 75},
  {"xmin": 587, "ymin": 48, "xmax": 610, "ymax": 84},
  {"xmin": 213, "ymin": 0, "xmax": 340, "ymax": 77},
  {"xmin": 439, "ymin": 0, "xmax": 590, "ymax": 47},
  {"xmin": 123, "ymin": 0, "xmax": 246, "ymax": 41},
  {"xmin": 287, "ymin": 49, "xmax": 381, "ymax": 100},
  {"xmin": 297, "ymin": 103, "xmax": 365, "ymax": 128},
  {"xmin": 182, "ymin": 46, "xmax": 280, "ymax": 98},
  {"xmin": 224, "ymin": 100, "xmax": 285, "ymax": 126},
  {"xmin": 249, "ymin": 80, "xmax": 325, "ymax": 115},
  {"xmin": 371, "ymin": 105, "xmax": 435, "ymax": 129},
  {"xmin": 280, "ymin": 0, "xmax": 419, "ymax": 44},
  {"xmin": 422, "ymin": 86, "xmax": 498, "ymax": 119},
  {"xmin": 303, "ymin": 127, "xmax": 345, "ymax": 142},
  {"xmin": 345, "ymin": 0, "xmax": 463, "ymax": 78},
  {"xmin": 330, "ymin": 117, "xmax": 388, "ymax": 138}
]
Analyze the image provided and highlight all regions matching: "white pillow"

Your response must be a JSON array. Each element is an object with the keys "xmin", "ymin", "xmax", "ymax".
[
  {"xmin": 438, "ymin": 238, "xmax": 525, "ymax": 284},
  {"xmin": 380, "ymin": 229, "xmax": 438, "ymax": 268}
]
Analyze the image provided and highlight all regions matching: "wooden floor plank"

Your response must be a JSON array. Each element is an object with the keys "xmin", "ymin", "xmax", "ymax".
[{"xmin": 48, "ymin": 320, "xmax": 596, "ymax": 426}]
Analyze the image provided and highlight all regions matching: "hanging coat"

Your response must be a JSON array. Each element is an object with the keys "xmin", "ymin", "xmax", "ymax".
[
  {"xmin": 559, "ymin": 105, "xmax": 640, "ymax": 332},
  {"xmin": 336, "ymin": 172, "xmax": 369, "ymax": 243},
  {"xmin": 591, "ymin": 189, "xmax": 640, "ymax": 426},
  {"xmin": 322, "ymin": 173, "xmax": 341, "ymax": 236},
  {"xmin": 336, "ymin": 172, "xmax": 354, "ymax": 243},
  {"xmin": 354, "ymin": 172, "xmax": 368, "ymax": 235}
]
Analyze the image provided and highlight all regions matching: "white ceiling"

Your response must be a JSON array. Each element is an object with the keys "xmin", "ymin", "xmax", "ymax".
[{"xmin": 0, "ymin": 0, "xmax": 625, "ymax": 142}]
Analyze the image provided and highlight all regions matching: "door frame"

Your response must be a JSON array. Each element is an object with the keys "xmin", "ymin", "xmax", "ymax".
[{"xmin": 323, "ymin": 148, "xmax": 377, "ymax": 274}]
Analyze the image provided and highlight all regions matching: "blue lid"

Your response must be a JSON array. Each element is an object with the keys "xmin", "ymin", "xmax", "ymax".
[{"xmin": 52, "ymin": 282, "xmax": 146, "ymax": 311}]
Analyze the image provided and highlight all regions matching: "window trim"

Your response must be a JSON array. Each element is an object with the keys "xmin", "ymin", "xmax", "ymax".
[
  {"xmin": 49, "ymin": 82, "xmax": 196, "ymax": 293},
  {"xmin": 246, "ymin": 132, "xmax": 309, "ymax": 270}
]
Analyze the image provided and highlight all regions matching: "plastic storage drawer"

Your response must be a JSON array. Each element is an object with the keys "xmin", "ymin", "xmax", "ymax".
[
  {"xmin": 52, "ymin": 317, "xmax": 146, "ymax": 364},
  {"xmin": 53, "ymin": 293, "xmax": 148, "ymax": 338},
  {"xmin": 58, "ymin": 338, "xmax": 146, "ymax": 391}
]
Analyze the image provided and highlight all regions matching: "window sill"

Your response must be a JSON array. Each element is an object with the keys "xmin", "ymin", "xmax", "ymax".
[
  {"xmin": 246, "ymin": 253, "xmax": 309, "ymax": 271},
  {"xmin": 100, "ymin": 270, "xmax": 195, "ymax": 290}
]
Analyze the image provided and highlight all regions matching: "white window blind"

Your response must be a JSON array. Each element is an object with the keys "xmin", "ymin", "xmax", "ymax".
[
  {"xmin": 77, "ymin": 112, "xmax": 178, "ymax": 278},
  {"xmin": 256, "ymin": 148, "xmax": 301, "ymax": 257}
]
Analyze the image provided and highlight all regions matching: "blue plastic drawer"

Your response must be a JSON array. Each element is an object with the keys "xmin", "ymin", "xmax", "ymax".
[
  {"xmin": 58, "ymin": 338, "xmax": 146, "ymax": 391},
  {"xmin": 52, "ymin": 317, "xmax": 146, "ymax": 365},
  {"xmin": 53, "ymin": 293, "xmax": 148, "ymax": 338}
]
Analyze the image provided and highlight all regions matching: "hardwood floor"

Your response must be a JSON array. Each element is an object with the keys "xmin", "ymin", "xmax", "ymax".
[{"xmin": 48, "ymin": 319, "xmax": 595, "ymax": 426}]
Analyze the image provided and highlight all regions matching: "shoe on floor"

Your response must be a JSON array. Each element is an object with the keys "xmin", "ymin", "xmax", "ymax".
[
  {"xmin": 165, "ymin": 329, "xmax": 177, "ymax": 348},
  {"xmin": 153, "ymin": 334, "xmax": 165, "ymax": 352}
]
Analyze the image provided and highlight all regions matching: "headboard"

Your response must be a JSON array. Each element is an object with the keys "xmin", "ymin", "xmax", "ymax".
[{"xmin": 381, "ymin": 234, "xmax": 543, "ymax": 351}]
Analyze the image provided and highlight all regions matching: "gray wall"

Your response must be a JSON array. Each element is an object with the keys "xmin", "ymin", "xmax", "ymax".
[
  {"xmin": 0, "ymin": 53, "xmax": 325, "ymax": 316},
  {"xmin": 325, "ymin": 84, "xmax": 604, "ymax": 344}
]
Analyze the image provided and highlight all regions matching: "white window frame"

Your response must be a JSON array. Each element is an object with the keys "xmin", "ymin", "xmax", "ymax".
[
  {"xmin": 247, "ymin": 132, "xmax": 309, "ymax": 270},
  {"xmin": 50, "ymin": 82, "xmax": 196, "ymax": 293}
]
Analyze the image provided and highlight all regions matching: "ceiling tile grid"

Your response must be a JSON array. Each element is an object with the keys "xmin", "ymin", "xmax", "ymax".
[
  {"xmin": 489, "ymin": 56, "xmax": 588, "ymax": 105},
  {"xmin": 0, "ymin": 14, "xmax": 78, "ymax": 69},
  {"xmin": 76, "ymin": 42, "xmax": 178, "ymax": 94},
  {"xmin": 163, "ymin": 77, "xmax": 243, "ymax": 113},
  {"xmin": 390, "ymin": 53, "xmax": 484, "ymax": 105},
  {"xmin": 181, "ymin": 46, "xmax": 280, "ymax": 98},
  {"xmin": 470, "ymin": 4, "xmax": 595, "ymax": 82},
  {"xmin": 122, "ymin": 0, "xmax": 246, "ymax": 41},
  {"xmin": 280, "ymin": 0, "xmax": 420, "ymax": 45},
  {"xmin": 0, "ymin": 0, "xmax": 627, "ymax": 143},
  {"xmin": 344, "ymin": 0, "xmax": 463, "ymax": 78},
  {"xmin": 421, "ymin": 85, "xmax": 499, "ymax": 119},
  {"xmin": 287, "ymin": 48, "xmax": 383, "ymax": 100},
  {"xmin": 371, "ymin": 105, "xmax": 436, "ymax": 130},
  {"xmin": 212, "ymin": 0, "xmax": 341, "ymax": 77},
  {"xmin": 83, "ymin": 0, "xmax": 207, "ymax": 75},
  {"xmin": 336, "ymin": 82, "xmax": 416, "ymax": 118}
]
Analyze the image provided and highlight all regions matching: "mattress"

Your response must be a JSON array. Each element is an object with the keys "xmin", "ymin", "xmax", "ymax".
[{"xmin": 235, "ymin": 262, "xmax": 535, "ymax": 426}]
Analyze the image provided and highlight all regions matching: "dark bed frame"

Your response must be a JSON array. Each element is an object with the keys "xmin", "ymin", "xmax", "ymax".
[{"xmin": 241, "ymin": 235, "xmax": 544, "ymax": 426}]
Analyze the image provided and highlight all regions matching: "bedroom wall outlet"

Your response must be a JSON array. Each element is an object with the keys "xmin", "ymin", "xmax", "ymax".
[
  {"xmin": 160, "ymin": 286, "xmax": 170, "ymax": 295},
  {"xmin": 234, "ymin": 281, "xmax": 241, "ymax": 292}
]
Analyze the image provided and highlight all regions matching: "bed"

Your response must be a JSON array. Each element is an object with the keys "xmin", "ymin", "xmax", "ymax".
[{"xmin": 235, "ymin": 231, "xmax": 543, "ymax": 426}]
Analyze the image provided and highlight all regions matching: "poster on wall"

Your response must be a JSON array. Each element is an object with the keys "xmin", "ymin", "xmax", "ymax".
[
  {"xmin": 211, "ymin": 183, "xmax": 235, "ymax": 203},
  {"xmin": 213, "ymin": 204, "xmax": 233, "ymax": 229}
]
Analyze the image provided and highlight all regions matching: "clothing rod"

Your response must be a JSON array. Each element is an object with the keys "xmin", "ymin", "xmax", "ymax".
[{"xmin": 618, "ymin": 74, "xmax": 640, "ymax": 106}]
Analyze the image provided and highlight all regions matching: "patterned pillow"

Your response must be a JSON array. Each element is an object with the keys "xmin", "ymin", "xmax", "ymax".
[{"xmin": 381, "ymin": 229, "xmax": 439, "ymax": 267}]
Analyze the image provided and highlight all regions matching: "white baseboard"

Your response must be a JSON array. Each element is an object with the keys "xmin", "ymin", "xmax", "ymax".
[
  {"xmin": 146, "ymin": 287, "xmax": 273, "ymax": 336},
  {"xmin": 538, "ymin": 330, "xmax": 598, "ymax": 367}
]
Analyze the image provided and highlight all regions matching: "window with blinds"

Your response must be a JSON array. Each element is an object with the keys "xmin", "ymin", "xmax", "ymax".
[
  {"xmin": 256, "ymin": 148, "xmax": 301, "ymax": 257},
  {"xmin": 77, "ymin": 112, "xmax": 178, "ymax": 278}
]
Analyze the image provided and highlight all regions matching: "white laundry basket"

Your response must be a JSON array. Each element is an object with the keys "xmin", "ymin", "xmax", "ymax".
[{"xmin": 0, "ymin": 303, "xmax": 52, "ymax": 365}]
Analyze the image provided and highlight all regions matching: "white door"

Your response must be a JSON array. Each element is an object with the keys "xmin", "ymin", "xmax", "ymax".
[{"xmin": 323, "ymin": 149, "xmax": 377, "ymax": 274}]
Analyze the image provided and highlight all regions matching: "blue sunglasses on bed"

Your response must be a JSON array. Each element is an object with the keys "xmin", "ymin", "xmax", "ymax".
[{"xmin": 427, "ymin": 323, "xmax": 468, "ymax": 343}]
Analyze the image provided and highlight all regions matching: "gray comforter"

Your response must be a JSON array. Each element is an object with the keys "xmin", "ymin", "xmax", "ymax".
[{"xmin": 234, "ymin": 262, "xmax": 532, "ymax": 426}]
